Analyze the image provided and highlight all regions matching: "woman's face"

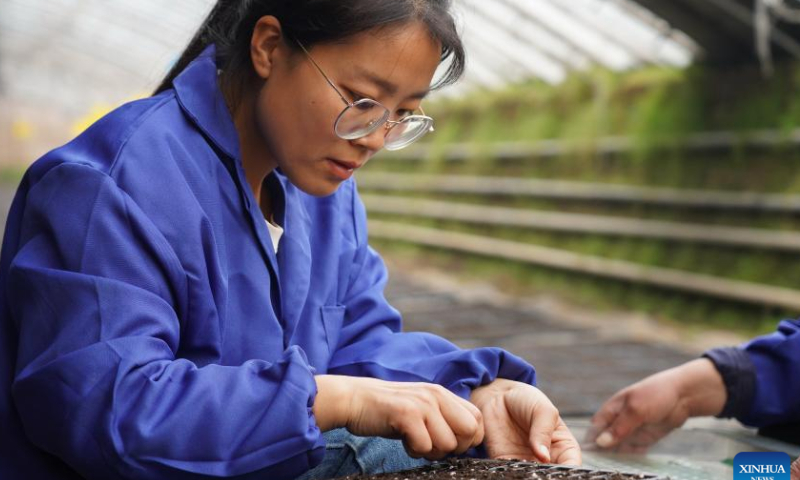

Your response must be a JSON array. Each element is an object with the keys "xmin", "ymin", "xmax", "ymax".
[{"xmin": 253, "ymin": 21, "xmax": 442, "ymax": 197}]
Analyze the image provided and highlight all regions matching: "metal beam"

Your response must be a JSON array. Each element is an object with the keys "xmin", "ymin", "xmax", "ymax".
[
  {"xmin": 630, "ymin": 0, "xmax": 800, "ymax": 64},
  {"xmin": 604, "ymin": 0, "xmax": 702, "ymax": 59},
  {"xmin": 459, "ymin": 2, "xmax": 567, "ymax": 83},
  {"xmin": 545, "ymin": 0, "xmax": 656, "ymax": 66},
  {"xmin": 492, "ymin": 0, "xmax": 624, "ymax": 70},
  {"xmin": 466, "ymin": 0, "xmax": 587, "ymax": 71}
]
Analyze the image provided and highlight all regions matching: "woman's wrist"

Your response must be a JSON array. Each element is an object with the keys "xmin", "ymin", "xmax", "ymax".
[
  {"xmin": 313, "ymin": 374, "xmax": 354, "ymax": 431},
  {"xmin": 673, "ymin": 359, "xmax": 727, "ymax": 417},
  {"xmin": 469, "ymin": 378, "xmax": 517, "ymax": 407}
]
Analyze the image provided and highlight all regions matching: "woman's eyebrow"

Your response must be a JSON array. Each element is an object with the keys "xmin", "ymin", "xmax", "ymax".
[{"xmin": 354, "ymin": 66, "xmax": 430, "ymax": 100}]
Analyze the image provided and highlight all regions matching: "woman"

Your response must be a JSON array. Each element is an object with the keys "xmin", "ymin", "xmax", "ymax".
[{"xmin": 0, "ymin": 2, "xmax": 580, "ymax": 479}]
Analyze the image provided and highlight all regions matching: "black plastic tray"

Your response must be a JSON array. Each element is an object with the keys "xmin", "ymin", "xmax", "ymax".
[{"xmin": 342, "ymin": 457, "xmax": 670, "ymax": 480}]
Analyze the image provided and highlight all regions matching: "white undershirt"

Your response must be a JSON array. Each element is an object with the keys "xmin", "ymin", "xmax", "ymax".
[{"xmin": 264, "ymin": 217, "xmax": 284, "ymax": 253}]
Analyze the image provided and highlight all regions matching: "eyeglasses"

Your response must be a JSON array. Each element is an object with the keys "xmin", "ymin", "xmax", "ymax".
[{"xmin": 296, "ymin": 41, "xmax": 435, "ymax": 151}]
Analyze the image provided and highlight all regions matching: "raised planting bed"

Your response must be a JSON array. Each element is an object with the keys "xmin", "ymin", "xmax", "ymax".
[{"xmin": 342, "ymin": 458, "xmax": 666, "ymax": 480}]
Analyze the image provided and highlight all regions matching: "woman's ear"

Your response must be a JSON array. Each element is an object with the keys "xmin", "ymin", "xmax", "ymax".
[{"xmin": 250, "ymin": 15, "xmax": 284, "ymax": 80}]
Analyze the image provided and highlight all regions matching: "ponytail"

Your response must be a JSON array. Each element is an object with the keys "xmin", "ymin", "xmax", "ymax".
[
  {"xmin": 154, "ymin": 1, "xmax": 251, "ymax": 94},
  {"xmin": 154, "ymin": 3, "xmax": 223, "ymax": 95}
]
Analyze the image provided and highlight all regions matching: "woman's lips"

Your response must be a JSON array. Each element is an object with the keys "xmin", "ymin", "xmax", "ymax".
[{"xmin": 326, "ymin": 158, "xmax": 358, "ymax": 181}]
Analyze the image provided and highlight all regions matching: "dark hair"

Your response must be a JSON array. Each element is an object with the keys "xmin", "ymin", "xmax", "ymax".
[{"xmin": 153, "ymin": 0, "xmax": 465, "ymax": 99}]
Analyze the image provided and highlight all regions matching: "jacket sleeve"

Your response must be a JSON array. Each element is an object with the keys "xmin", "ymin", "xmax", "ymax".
[
  {"xmin": 8, "ymin": 163, "xmax": 324, "ymax": 480},
  {"xmin": 326, "ymin": 181, "xmax": 537, "ymax": 400},
  {"xmin": 704, "ymin": 318, "xmax": 800, "ymax": 427}
]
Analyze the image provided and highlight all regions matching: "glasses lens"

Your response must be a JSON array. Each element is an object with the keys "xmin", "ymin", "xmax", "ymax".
[
  {"xmin": 335, "ymin": 99, "xmax": 389, "ymax": 140},
  {"xmin": 384, "ymin": 116, "xmax": 433, "ymax": 151}
]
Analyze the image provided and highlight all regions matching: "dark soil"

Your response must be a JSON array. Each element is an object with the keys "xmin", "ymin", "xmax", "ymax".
[{"xmin": 341, "ymin": 458, "xmax": 664, "ymax": 480}]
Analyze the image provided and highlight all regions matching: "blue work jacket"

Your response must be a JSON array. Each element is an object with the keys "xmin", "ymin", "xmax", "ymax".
[
  {"xmin": 0, "ymin": 46, "xmax": 537, "ymax": 480},
  {"xmin": 706, "ymin": 318, "xmax": 800, "ymax": 429}
]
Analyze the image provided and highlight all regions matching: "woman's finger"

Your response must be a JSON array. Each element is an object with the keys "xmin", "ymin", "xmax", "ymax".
[
  {"xmin": 552, "ymin": 422, "xmax": 582, "ymax": 466},
  {"xmin": 424, "ymin": 409, "xmax": 459, "ymax": 459},
  {"xmin": 472, "ymin": 404, "xmax": 485, "ymax": 448},
  {"xmin": 456, "ymin": 394, "xmax": 484, "ymax": 428},
  {"xmin": 438, "ymin": 391, "xmax": 483, "ymax": 453},
  {"xmin": 482, "ymin": 400, "xmax": 527, "ymax": 460},
  {"xmin": 397, "ymin": 415, "xmax": 433, "ymax": 459},
  {"xmin": 527, "ymin": 398, "xmax": 559, "ymax": 463},
  {"xmin": 454, "ymin": 394, "xmax": 485, "ymax": 448}
]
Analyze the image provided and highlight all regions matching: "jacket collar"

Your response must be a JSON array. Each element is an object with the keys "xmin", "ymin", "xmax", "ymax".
[
  {"xmin": 173, "ymin": 46, "xmax": 313, "ymax": 344},
  {"xmin": 172, "ymin": 44, "xmax": 240, "ymax": 161}
]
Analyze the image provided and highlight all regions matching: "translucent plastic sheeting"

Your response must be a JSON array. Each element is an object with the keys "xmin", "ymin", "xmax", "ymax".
[
  {"xmin": 0, "ymin": 0, "xmax": 696, "ymax": 112},
  {"xmin": 0, "ymin": 0, "xmax": 215, "ymax": 114}
]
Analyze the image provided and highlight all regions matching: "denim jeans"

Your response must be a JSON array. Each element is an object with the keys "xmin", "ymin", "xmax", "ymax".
[{"xmin": 294, "ymin": 428, "xmax": 431, "ymax": 479}]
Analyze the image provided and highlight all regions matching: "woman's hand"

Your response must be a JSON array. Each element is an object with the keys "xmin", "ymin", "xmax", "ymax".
[
  {"xmin": 589, "ymin": 359, "xmax": 727, "ymax": 452},
  {"xmin": 314, "ymin": 375, "xmax": 484, "ymax": 460},
  {"xmin": 791, "ymin": 456, "xmax": 799, "ymax": 480},
  {"xmin": 469, "ymin": 379, "xmax": 581, "ymax": 465}
]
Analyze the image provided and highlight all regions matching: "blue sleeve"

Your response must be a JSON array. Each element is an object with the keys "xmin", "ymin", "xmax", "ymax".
[
  {"xmin": 705, "ymin": 318, "xmax": 800, "ymax": 427},
  {"xmin": 703, "ymin": 346, "xmax": 756, "ymax": 419},
  {"xmin": 326, "ymin": 183, "xmax": 537, "ymax": 400},
  {"xmin": 8, "ymin": 163, "xmax": 324, "ymax": 480}
]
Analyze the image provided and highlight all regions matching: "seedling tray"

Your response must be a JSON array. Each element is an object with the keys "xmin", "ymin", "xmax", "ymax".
[{"xmin": 342, "ymin": 457, "xmax": 669, "ymax": 480}]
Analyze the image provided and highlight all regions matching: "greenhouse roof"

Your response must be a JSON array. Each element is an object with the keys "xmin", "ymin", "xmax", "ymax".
[{"xmin": 1, "ymin": 0, "xmax": 798, "ymax": 113}]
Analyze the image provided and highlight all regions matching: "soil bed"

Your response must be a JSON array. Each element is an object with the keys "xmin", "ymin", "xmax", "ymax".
[{"xmin": 342, "ymin": 458, "xmax": 665, "ymax": 480}]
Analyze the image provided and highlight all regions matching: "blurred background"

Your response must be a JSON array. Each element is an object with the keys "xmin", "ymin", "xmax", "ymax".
[{"xmin": 2, "ymin": 0, "xmax": 800, "ymax": 342}]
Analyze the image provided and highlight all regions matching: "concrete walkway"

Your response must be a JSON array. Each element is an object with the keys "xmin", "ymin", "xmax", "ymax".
[{"xmin": 383, "ymin": 263, "xmax": 695, "ymax": 416}]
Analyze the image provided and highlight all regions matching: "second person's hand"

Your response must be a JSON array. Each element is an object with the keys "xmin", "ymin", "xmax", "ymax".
[{"xmin": 588, "ymin": 359, "xmax": 727, "ymax": 452}]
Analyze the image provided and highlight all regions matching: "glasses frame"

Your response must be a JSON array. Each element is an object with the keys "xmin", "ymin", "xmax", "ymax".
[{"xmin": 295, "ymin": 40, "xmax": 435, "ymax": 151}]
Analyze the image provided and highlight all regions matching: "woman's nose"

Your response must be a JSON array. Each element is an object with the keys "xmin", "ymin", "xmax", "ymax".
[{"xmin": 350, "ymin": 126, "xmax": 386, "ymax": 152}]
